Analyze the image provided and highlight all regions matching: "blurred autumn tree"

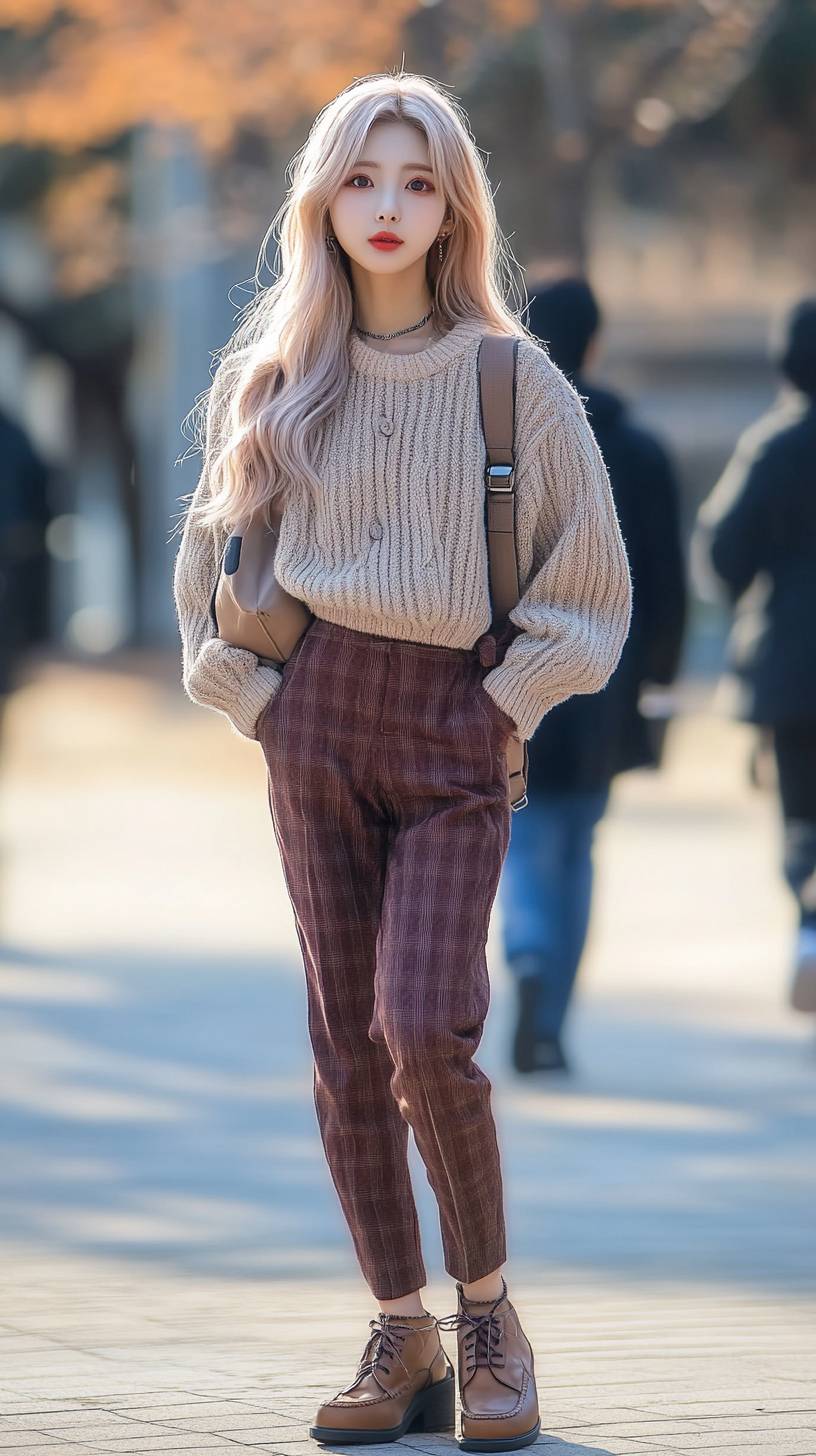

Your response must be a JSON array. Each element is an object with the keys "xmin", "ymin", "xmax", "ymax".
[
  {"xmin": 1, "ymin": 0, "xmax": 810, "ymax": 294},
  {"xmin": 0, "ymin": 0, "xmax": 812, "ymax": 636}
]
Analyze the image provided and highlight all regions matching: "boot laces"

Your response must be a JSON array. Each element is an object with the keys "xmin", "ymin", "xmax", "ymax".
[
  {"xmin": 349, "ymin": 1314, "xmax": 434, "ymax": 1388},
  {"xmin": 437, "ymin": 1308, "xmax": 506, "ymax": 1370}
]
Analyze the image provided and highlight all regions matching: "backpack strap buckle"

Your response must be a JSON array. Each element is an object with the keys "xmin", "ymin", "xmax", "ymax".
[{"xmin": 485, "ymin": 463, "xmax": 514, "ymax": 492}]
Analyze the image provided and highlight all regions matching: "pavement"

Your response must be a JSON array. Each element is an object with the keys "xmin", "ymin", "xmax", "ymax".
[{"xmin": 0, "ymin": 650, "xmax": 814, "ymax": 1456}]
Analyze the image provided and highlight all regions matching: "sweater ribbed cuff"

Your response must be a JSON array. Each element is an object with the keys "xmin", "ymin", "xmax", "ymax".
[
  {"xmin": 185, "ymin": 636, "xmax": 284, "ymax": 740},
  {"xmin": 234, "ymin": 663, "xmax": 285, "ymax": 739},
  {"xmin": 481, "ymin": 663, "xmax": 561, "ymax": 743}
]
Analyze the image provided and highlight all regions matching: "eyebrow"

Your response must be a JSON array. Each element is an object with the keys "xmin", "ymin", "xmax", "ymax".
[{"xmin": 351, "ymin": 159, "xmax": 434, "ymax": 173}]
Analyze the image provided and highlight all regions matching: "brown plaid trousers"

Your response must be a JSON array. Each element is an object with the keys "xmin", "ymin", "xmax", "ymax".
[{"xmin": 257, "ymin": 615, "xmax": 516, "ymax": 1300}]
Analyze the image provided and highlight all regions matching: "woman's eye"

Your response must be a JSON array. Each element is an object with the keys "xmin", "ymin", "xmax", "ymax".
[{"xmin": 346, "ymin": 175, "xmax": 433, "ymax": 192}]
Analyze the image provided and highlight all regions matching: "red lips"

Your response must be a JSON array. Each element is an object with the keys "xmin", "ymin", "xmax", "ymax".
[{"xmin": 369, "ymin": 232, "xmax": 403, "ymax": 243}]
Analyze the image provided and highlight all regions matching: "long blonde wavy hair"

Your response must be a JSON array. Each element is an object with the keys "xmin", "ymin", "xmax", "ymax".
[{"xmin": 182, "ymin": 70, "xmax": 533, "ymax": 535}]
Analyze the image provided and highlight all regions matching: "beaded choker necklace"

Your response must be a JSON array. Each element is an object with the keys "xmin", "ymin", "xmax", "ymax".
[{"xmin": 354, "ymin": 304, "xmax": 435, "ymax": 341}]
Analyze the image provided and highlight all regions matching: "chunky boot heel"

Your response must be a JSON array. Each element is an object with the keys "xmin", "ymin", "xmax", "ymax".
[
  {"xmin": 310, "ymin": 1312, "xmax": 452, "ymax": 1445},
  {"xmin": 409, "ymin": 1368, "xmax": 456, "ymax": 1432}
]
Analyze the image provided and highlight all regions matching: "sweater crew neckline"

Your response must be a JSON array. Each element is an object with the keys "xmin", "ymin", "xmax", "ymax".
[{"xmin": 347, "ymin": 315, "xmax": 487, "ymax": 380}]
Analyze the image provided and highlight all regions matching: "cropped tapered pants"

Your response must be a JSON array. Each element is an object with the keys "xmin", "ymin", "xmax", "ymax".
[{"xmin": 257, "ymin": 615, "xmax": 515, "ymax": 1300}]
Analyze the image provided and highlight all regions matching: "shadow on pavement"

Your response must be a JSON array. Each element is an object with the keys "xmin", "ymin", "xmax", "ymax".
[{"xmin": 1, "ymin": 934, "xmax": 814, "ymax": 1293}]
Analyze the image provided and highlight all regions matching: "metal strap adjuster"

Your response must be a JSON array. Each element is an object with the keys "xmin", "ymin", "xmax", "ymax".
[{"xmin": 486, "ymin": 463, "xmax": 514, "ymax": 491}]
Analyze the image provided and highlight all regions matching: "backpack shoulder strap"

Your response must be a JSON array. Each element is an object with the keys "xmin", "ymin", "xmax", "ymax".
[{"xmin": 477, "ymin": 334, "xmax": 521, "ymax": 630}]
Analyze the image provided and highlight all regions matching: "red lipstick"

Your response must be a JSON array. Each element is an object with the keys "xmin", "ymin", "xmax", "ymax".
[{"xmin": 368, "ymin": 232, "xmax": 403, "ymax": 251}]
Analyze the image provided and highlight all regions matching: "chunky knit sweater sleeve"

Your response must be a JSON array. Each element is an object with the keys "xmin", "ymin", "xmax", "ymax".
[
  {"xmin": 172, "ymin": 462, "xmax": 283, "ymax": 740},
  {"xmin": 479, "ymin": 345, "xmax": 633, "ymax": 741}
]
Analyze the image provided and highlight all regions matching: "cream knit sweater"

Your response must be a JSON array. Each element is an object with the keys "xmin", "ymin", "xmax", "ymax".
[{"xmin": 172, "ymin": 316, "xmax": 632, "ymax": 744}]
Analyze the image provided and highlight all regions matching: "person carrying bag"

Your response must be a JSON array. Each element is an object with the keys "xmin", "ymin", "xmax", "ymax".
[{"xmin": 172, "ymin": 71, "xmax": 631, "ymax": 1454}]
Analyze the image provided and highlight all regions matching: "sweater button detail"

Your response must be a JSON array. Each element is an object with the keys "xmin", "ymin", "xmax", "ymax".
[
  {"xmin": 368, "ymin": 519, "xmax": 383, "ymax": 540},
  {"xmin": 377, "ymin": 415, "xmax": 394, "ymax": 436}
]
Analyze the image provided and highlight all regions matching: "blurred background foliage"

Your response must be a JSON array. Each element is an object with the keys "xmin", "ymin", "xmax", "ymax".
[{"xmin": 0, "ymin": 0, "xmax": 813, "ymax": 648}]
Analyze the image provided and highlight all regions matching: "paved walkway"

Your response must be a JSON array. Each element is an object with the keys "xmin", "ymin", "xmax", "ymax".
[{"xmin": 0, "ymin": 652, "xmax": 814, "ymax": 1455}]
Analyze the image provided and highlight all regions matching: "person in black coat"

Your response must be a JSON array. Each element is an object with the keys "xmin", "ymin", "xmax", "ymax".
[
  {"xmin": 0, "ymin": 407, "xmax": 51, "ymax": 703},
  {"xmin": 693, "ymin": 297, "xmax": 816, "ymax": 1016},
  {"xmin": 500, "ymin": 277, "xmax": 688, "ymax": 1073},
  {"xmin": 0, "ymin": 406, "xmax": 51, "ymax": 941}
]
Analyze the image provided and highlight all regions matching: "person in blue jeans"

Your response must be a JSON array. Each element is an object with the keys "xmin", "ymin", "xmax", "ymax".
[
  {"xmin": 500, "ymin": 277, "xmax": 687, "ymax": 1074},
  {"xmin": 501, "ymin": 785, "xmax": 610, "ymax": 1065}
]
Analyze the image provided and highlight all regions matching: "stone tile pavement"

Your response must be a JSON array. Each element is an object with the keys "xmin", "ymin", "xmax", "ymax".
[
  {"xmin": 0, "ymin": 652, "xmax": 814, "ymax": 1454},
  {"xmin": 0, "ymin": 1253, "xmax": 815, "ymax": 1455}
]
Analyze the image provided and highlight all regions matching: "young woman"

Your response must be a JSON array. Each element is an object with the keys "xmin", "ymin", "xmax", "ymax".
[{"xmin": 173, "ymin": 72, "xmax": 632, "ymax": 1451}]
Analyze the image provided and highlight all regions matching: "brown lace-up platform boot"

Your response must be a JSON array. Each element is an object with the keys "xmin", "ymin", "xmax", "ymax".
[
  {"xmin": 309, "ymin": 1311, "xmax": 455, "ymax": 1444},
  {"xmin": 437, "ymin": 1277, "xmax": 540, "ymax": 1450}
]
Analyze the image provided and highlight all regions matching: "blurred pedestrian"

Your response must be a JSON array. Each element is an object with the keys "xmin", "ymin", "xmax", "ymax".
[
  {"xmin": 173, "ymin": 74, "xmax": 631, "ymax": 1450},
  {"xmin": 0, "ymin": 405, "xmax": 51, "ymax": 715},
  {"xmin": 501, "ymin": 277, "xmax": 687, "ymax": 1074},
  {"xmin": 693, "ymin": 297, "xmax": 816, "ymax": 1016},
  {"xmin": 0, "ymin": 404, "xmax": 51, "ymax": 938}
]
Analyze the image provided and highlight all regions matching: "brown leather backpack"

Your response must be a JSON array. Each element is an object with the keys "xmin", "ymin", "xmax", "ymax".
[{"xmin": 213, "ymin": 331, "xmax": 528, "ymax": 809}]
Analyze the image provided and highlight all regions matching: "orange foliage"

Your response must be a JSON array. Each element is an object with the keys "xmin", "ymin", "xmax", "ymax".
[{"xmin": 0, "ymin": 0, "xmax": 445, "ymax": 153}]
